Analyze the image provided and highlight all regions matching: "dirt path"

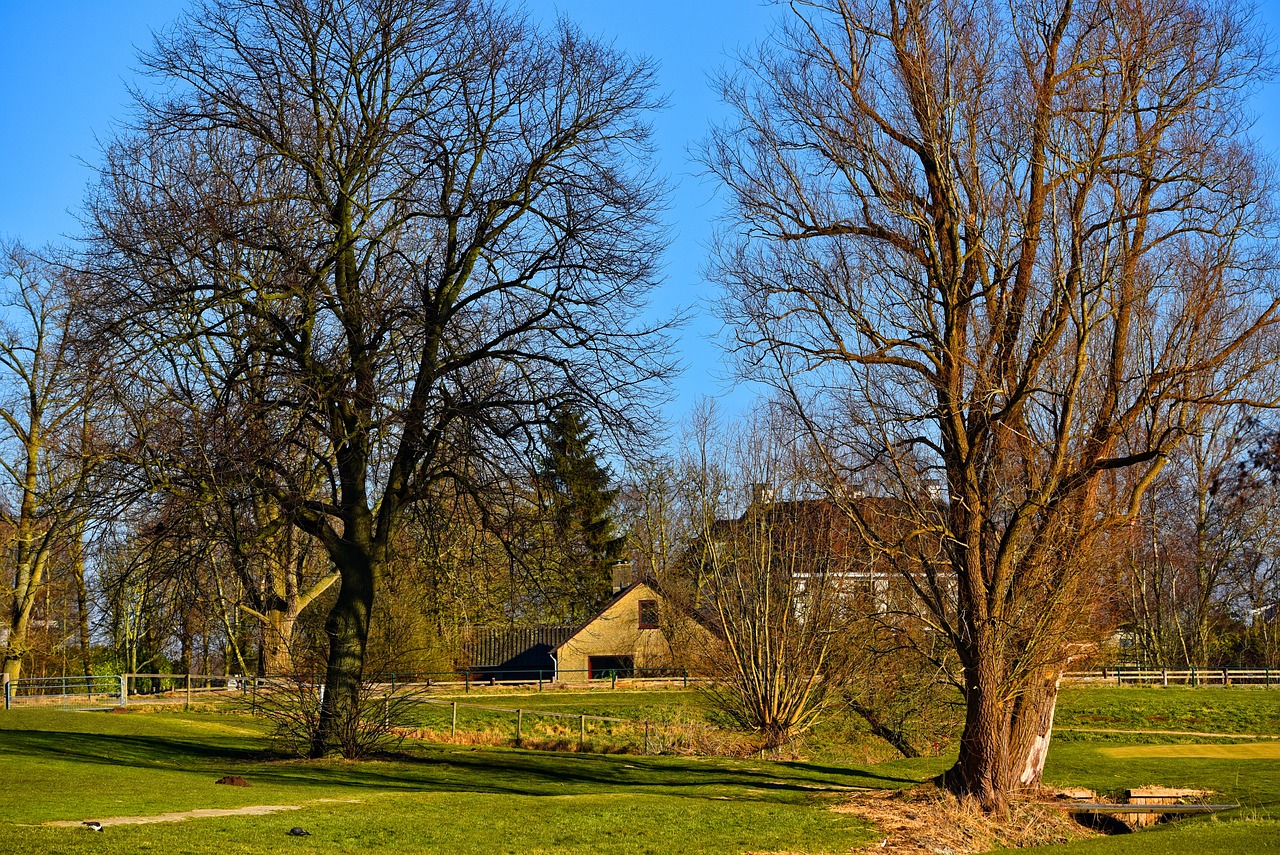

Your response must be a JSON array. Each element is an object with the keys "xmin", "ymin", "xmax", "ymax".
[{"xmin": 45, "ymin": 798, "xmax": 361, "ymax": 828}]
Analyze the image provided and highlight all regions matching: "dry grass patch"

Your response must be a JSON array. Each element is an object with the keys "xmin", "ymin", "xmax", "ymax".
[{"xmin": 834, "ymin": 785, "xmax": 1097, "ymax": 854}]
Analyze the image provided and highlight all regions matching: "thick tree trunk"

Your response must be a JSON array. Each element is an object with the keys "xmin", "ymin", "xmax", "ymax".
[
  {"xmin": 311, "ymin": 547, "xmax": 375, "ymax": 758},
  {"xmin": 942, "ymin": 663, "xmax": 1012, "ymax": 812},
  {"xmin": 942, "ymin": 663, "xmax": 1061, "ymax": 811},
  {"xmin": 2, "ymin": 605, "xmax": 33, "ymax": 682}
]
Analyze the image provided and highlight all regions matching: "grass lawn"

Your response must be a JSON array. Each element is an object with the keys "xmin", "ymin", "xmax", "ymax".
[
  {"xmin": 1002, "ymin": 685, "xmax": 1280, "ymax": 855},
  {"xmin": 4, "ymin": 684, "xmax": 1280, "ymax": 853},
  {"xmin": 0, "ymin": 705, "xmax": 935, "ymax": 854},
  {"xmin": 1053, "ymin": 684, "xmax": 1280, "ymax": 737}
]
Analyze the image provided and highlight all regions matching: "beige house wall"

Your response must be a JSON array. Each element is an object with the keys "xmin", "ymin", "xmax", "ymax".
[{"xmin": 555, "ymin": 583, "xmax": 710, "ymax": 681}]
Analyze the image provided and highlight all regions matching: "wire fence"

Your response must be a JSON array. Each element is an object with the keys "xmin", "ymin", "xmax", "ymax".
[
  {"xmin": 398, "ymin": 697, "xmax": 731, "ymax": 755},
  {"xmin": 9, "ymin": 663, "xmax": 1270, "ymax": 715}
]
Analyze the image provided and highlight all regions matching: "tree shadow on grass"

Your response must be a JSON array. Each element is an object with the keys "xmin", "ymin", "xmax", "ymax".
[
  {"xmin": 0, "ymin": 726, "xmax": 930, "ymax": 807},
  {"xmin": 0, "ymin": 729, "xmax": 266, "ymax": 769}
]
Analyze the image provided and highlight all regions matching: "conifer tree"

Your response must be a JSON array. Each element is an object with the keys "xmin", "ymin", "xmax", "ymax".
[{"xmin": 535, "ymin": 406, "xmax": 626, "ymax": 621}]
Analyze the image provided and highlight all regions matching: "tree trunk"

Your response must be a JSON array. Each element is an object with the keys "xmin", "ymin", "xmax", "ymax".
[
  {"xmin": 261, "ymin": 609, "xmax": 297, "ymax": 676},
  {"xmin": 1010, "ymin": 677, "xmax": 1059, "ymax": 791},
  {"xmin": 311, "ymin": 547, "xmax": 375, "ymax": 758},
  {"xmin": 2, "ymin": 605, "xmax": 33, "ymax": 682},
  {"xmin": 72, "ymin": 526, "xmax": 92, "ymax": 678},
  {"xmin": 848, "ymin": 698, "xmax": 920, "ymax": 759},
  {"xmin": 942, "ymin": 664, "xmax": 1061, "ymax": 811},
  {"xmin": 942, "ymin": 663, "xmax": 1012, "ymax": 813}
]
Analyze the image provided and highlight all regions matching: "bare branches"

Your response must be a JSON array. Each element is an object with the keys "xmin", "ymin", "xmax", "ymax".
[
  {"xmin": 706, "ymin": 0, "xmax": 1278, "ymax": 809},
  {"xmin": 78, "ymin": 0, "xmax": 672, "ymax": 755}
]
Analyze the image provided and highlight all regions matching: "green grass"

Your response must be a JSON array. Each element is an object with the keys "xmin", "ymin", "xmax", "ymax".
[
  {"xmin": 1054, "ymin": 684, "xmax": 1280, "ymax": 736},
  {"xmin": 0, "ymin": 706, "xmax": 934, "ymax": 854},
  {"xmin": 1007, "ymin": 685, "xmax": 1280, "ymax": 855},
  {"xmin": 6, "ymin": 684, "xmax": 1280, "ymax": 853}
]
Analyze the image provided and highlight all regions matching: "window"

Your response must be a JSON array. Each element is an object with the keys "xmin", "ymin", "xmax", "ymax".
[
  {"xmin": 638, "ymin": 599, "xmax": 659, "ymax": 629},
  {"xmin": 588, "ymin": 655, "xmax": 634, "ymax": 680}
]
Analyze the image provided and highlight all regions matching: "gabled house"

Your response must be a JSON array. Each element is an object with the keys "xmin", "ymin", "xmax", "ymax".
[{"xmin": 553, "ymin": 580, "xmax": 715, "ymax": 682}]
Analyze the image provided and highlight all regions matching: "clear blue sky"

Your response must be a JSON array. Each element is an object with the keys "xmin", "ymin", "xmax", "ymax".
[{"xmin": 2, "ymin": 0, "xmax": 1278, "ymax": 426}]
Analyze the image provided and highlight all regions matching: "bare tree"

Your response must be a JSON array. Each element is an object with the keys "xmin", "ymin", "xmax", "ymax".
[
  {"xmin": 1118, "ymin": 410, "xmax": 1278, "ymax": 667},
  {"xmin": 0, "ymin": 244, "xmax": 100, "ymax": 683},
  {"xmin": 80, "ymin": 0, "xmax": 671, "ymax": 755},
  {"xmin": 705, "ymin": 0, "xmax": 1278, "ymax": 809},
  {"xmin": 681, "ymin": 405, "xmax": 853, "ymax": 751}
]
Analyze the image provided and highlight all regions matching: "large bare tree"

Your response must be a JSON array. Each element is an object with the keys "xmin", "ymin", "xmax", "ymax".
[
  {"xmin": 705, "ymin": 0, "xmax": 1278, "ymax": 809},
  {"xmin": 80, "ymin": 0, "xmax": 671, "ymax": 754}
]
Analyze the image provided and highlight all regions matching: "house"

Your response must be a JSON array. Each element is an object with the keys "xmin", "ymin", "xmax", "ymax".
[
  {"xmin": 462, "ymin": 626, "xmax": 576, "ymax": 681},
  {"xmin": 553, "ymin": 580, "xmax": 714, "ymax": 682},
  {"xmin": 704, "ymin": 492, "xmax": 919, "ymax": 608}
]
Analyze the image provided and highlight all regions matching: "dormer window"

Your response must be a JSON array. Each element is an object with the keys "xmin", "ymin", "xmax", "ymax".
[{"xmin": 638, "ymin": 599, "xmax": 659, "ymax": 629}]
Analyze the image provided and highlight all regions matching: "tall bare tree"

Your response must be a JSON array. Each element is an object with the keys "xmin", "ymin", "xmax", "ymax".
[
  {"xmin": 705, "ymin": 0, "xmax": 1278, "ymax": 809},
  {"xmin": 80, "ymin": 0, "xmax": 671, "ymax": 754},
  {"xmin": 0, "ymin": 244, "xmax": 100, "ymax": 683}
]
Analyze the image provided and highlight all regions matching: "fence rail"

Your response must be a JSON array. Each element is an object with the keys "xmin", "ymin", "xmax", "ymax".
[
  {"xmin": 1, "ymin": 668, "xmax": 703, "ymax": 711},
  {"xmin": 3, "ymin": 674, "xmax": 126, "ymax": 710},
  {"xmin": 1064, "ymin": 667, "xmax": 1279, "ymax": 687}
]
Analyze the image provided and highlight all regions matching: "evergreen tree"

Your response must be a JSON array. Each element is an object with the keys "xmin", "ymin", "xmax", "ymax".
[{"xmin": 534, "ymin": 406, "xmax": 626, "ymax": 621}]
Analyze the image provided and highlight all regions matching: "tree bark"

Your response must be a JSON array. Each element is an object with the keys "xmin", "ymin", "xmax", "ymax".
[
  {"xmin": 311, "ymin": 547, "xmax": 375, "ymax": 758},
  {"xmin": 943, "ymin": 665, "xmax": 1060, "ymax": 811}
]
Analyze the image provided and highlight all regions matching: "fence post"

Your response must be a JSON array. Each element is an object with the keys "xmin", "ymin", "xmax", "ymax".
[
  {"xmin": 611, "ymin": 672, "xmax": 617, "ymax": 690},
  {"xmin": 1116, "ymin": 668, "xmax": 1122, "ymax": 686},
  {"xmin": 3, "ymin": 674, "xmax": 10, "ymax": 711},
  {"xmin": 465, "ymin": 671, "xmax": 470, "ymax": 693},
  {"xmin": 1162, "ymin": 668, "xmax": 1168, "ymax": 688},
  {"xmin": 1191, "ymin": 666, "xmax": 1197, "ymax": 687},
  {"xmin": 186, "ymin": 674, "xmax": 192, "ymax": 711},
  {"xmin": 644, "ymin": 721, "xmax": 651, "ymax": 755},
  {"xmin": 119, "ymin": 674, "xmax": 128, "ymax": 707},
  {"xmin": 1267, "ymin": 668, "xmax": 1271, "ymax": 689},
  {"xmin": 683, "ymin": 668, "xmax": 688, "ymax": 688},
  {"xmin": 579, "ymin": 714, "xmax": 585, "ymax": 751},
  {"xmin": 515, "ymin": 709, "xmax": 522, "ymax": 747},
  {"xmin": 451, "ymin": 702, "xmax": 457, "ymax": 740},
  {"xmin": 539, "ymin": 673, "xmax": 543, "ymax": 692}
]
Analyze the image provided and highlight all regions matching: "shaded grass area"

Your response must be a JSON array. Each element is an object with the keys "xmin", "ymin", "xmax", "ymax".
[{"xmin": 0, "ymin": 707, "xmax": 935, "ymax": 854}]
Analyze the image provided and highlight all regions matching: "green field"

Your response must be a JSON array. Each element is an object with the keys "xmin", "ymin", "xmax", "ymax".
[{"xmin": 3, "ymin": 685, "xmax": 1280, "ymax": 853}]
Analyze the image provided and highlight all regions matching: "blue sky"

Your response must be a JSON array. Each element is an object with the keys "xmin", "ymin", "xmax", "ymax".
[{"xmin": 2, "ymin": 0, "xmax": 1278, "ymax": 425}]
